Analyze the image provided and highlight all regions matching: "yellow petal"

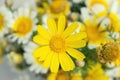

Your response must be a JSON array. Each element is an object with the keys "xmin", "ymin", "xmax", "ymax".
[
  {"xmin": 47, "ymin": 73, "xmax": 57, "ymax": 80},
  {"xmin": 85, "ymin": 19, "xmax": 91, "ymax": 27},
  {"xmin": 33, "ymin": 46, "xmax": 49, "ymax": 61},
  {"xmin": 43, "ymin": 51, "xmax": 54, "ymax": 68},
  {"xmin": 33, "ymin": 35, "xmax": 49, "ymax": 45},
  {"xmin": 37, "ymin": 25, "xmax": 50, "ymax": 40},
  {"xmin": 67, "ymin": 40, "xmax": 86, "ymax": 48},
  {"xmin": 50, "ymin": 53, "xmax": 59, "ymax": 73},
  {"xmin": 58, "ymin": 15, "xmax": 66, "ymax": 34},
  {"xmin": 59, "ymin": 53, "xmax": 75, "ymax": 71},
  {"xmin": 67, "ymin": 48, "xmax": 85, "ymax": 60},
  {"xmin": 66, "ymin": 32, "xmax": 87, "ymax": 42},
  {"xmin": 63, "ymin": 22, "xmax": 78, "ymax": 38},
  {"xmin": 47, "ymin": 18, "xmax": 57, "ymax": 35}
]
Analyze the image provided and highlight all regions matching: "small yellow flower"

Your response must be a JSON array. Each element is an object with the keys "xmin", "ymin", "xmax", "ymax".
[
  {"xmin": 80, "ymin": 20, "xmax": 108, "ymax": 46},
  {"xmin": 85, "ymin": 63, "xmax": 109, "ymax": 80},
  {"xmin": 97, "ymin": 41, "xmax": 120, "ymax": 63},
  {"xmin": 80, "ymin": 8, "xmax": 108, "ymax": 47},
  {"xmin": 45, "ymin": 0, "xmax": 70, "ymax": 18},
  {"xmin": 33, "ymin": 15, "xmax": 86, "ymax": 73}
]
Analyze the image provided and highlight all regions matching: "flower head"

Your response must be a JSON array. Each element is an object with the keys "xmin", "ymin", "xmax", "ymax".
[
  {"xmin": 97, "ymin": 41, "xmax": 120, "ymax": 63},
  {"xmin": 45, "ymin": 0, "xmax": 70, "ymax": 18},
  {"xmin": 80, "ymin": 8, "xmax": 108, "ymax": 48},
  {"xmin": 85, "ymin": 63, "xmax": 109, "ymax": 80},
  {"xmin": 33, "ymin": 15, "xmax": 86, "ymax": 73},
  {"xmin": 8, "ymin": 6, "xmax": 38, "ymax": 44}
]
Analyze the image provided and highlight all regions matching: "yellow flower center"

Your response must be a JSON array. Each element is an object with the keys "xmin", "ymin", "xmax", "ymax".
[
  {"xmin": 97, "ymin": 42, "xmax": 120, "ymax": 63},
  {"xmin": 49, "ymin": 35, "xmax": 66, "ymax": 53},
  {"xmin": 50, "ymin": 1, "xmax": 66, "ymax": 14},
  {"xmin": 13, "ymin": 16, "xmax": 32, "ymax": 36},
  {"xmin": 0, "ymin": 13, "xmax": 4, "ymax": 30},
  {"xmin": 86, "ymin": 26, "xmax": 101, "ymax": 41}
]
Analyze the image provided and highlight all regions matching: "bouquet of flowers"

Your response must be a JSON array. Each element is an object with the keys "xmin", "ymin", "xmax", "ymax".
[{"xmin": 1, "ymin": 0, "xmax": 120, "ymax": 80}]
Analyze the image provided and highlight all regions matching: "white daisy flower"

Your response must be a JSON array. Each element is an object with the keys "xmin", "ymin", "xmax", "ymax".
[
  {"xmin": 0, "ymin": 5, "xmax": 12, "ymax": 37},
  {"xmin": 80, "ymin": 7, "xmax": 109, "ymax": 49},
  {"xmin": 23, "ymin": 42, "xmax": 48, "ymax": 74},
  {"xmin": 8, "ymin": 6, "xmax": 38, "ymax": 44}
]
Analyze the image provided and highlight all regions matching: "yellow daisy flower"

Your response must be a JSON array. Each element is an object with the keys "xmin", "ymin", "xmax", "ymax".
[
  {"xmin": 44, "ymin": 0, "xmax": 70, "ymax": 19},
  {"xmin": 85, "ymin": 63, "xmax": 109, "ymax": 80},
  {"xmin": 33, "ymin": 15, "xmax": 86, "ymax": 73},
  {"xmin": 80, "ymin": 8, "xmax": 108, "ymax": 47}
]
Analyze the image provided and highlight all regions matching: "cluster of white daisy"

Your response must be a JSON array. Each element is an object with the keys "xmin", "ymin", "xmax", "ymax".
[{"xmin": 0, "ymin": 4, "xmax": 47, "ymax": 73}]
